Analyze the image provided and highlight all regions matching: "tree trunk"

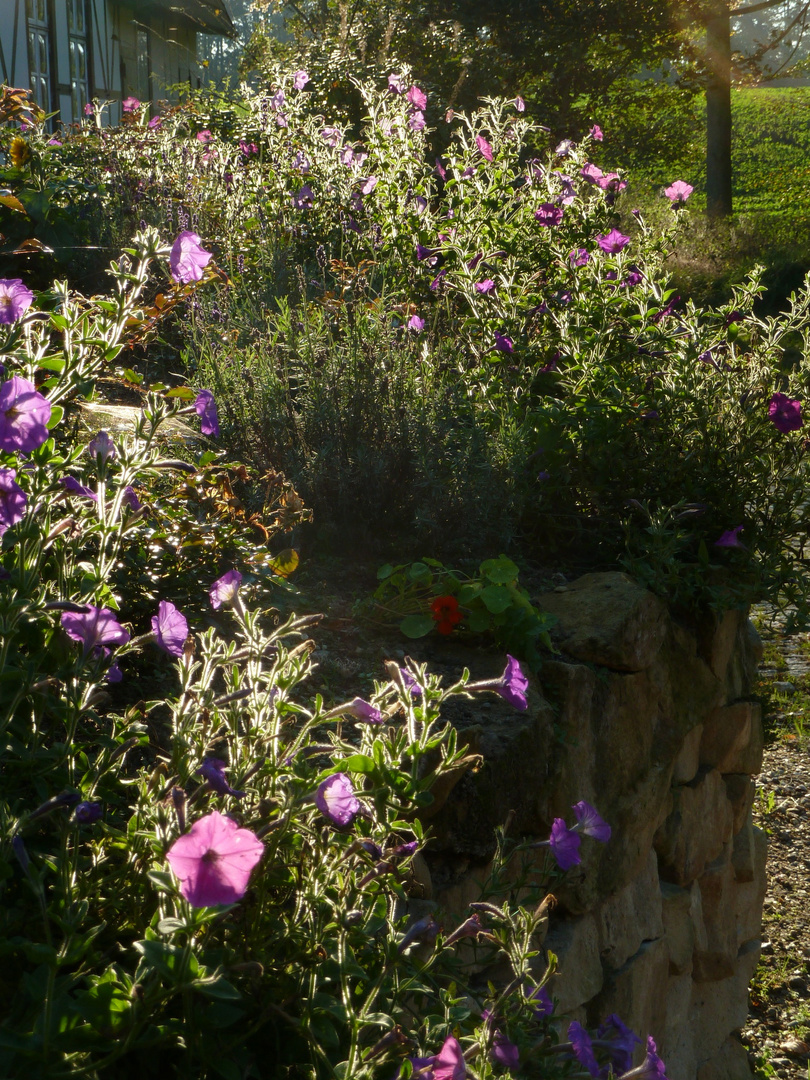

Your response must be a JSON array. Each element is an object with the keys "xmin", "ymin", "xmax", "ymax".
[{"xmin": 706, "ymin": 2, "xmax": 733, "ymax": 218}]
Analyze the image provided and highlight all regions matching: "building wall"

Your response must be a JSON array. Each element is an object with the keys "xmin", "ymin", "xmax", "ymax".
[{"xmin": 0, "ymin": 0, "xmax": 204, "ymax": 127}]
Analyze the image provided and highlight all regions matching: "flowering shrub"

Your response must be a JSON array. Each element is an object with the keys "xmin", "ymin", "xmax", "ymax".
[{"xmin": 11, "ymin": 71, "xmax": 803, "ymax": 615}]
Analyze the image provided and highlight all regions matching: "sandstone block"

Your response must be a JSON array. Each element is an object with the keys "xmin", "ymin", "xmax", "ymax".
[
  {"xmin": 696, "ymin": 1036, "xmax": 754, "ymax": 1080},
  {"xmin": 586, "ymin": 937, "xmax": 669, "ymax": 1046},
  {"xmin": 673, "ymin": 723, "xmax": 704, "ymax": 784},
  {"xmin": 734, "ymin": 826, "xmax": 767, "ymax": 949},
  {"xmin": 724, "ymin": 776, "xmax": 756, "ymax": 836},
  {"xmin": 546, "ymin": 913, "xmax": 604, "ymax": 1014},
  {"xmin": 659, "ymin": 972, "xmax": 696, "ymax": 1080},
  {"xmin": 597, "ymin": 849, "xmax": 663, "ymax": 972},
  {"xmin": 538, "ymin": 572, "xmax": 668, "ymax": 672},
  {"xmin": 690, "ymin": 939, "xmax": 761, "ymax": 1065},
  {"xmin": 694, "ymin": 844, "xmax": 737, "ymax": 982},
  {"xmin": 661, "ymin": 882, "xmax": 696, "ymax": 976},
  {"xmin": 701, "ymin": 704, "xmax": 754, "ymax": 773},
  {"xmin": 655, "ymin": 769, "xmax": 734, "ymax": 886}
]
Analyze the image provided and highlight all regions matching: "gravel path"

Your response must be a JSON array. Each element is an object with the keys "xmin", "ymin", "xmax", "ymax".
[{"xmin": 741, "ymin": 625, "xmax": 810, "ymax": 1078}]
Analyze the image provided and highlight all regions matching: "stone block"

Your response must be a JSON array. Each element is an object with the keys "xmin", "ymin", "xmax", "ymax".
[
  {"xmin": 655, "ymin": 769, "xmax": 734, "ymax": 886},
  {"xmin": 697, "ymin": 609, "xmax": 747, "ymax": 687},
  {"xmin": 597, "ymin": 849, "xmax": 663, "ymax": 972},
  {"xmin": 673, "ymin": 723, "xmax": 704, "ymax": 783},
  {"xmin": 537, "ymin": 572, "xmax": 668, "ymax": 672},
  {"xmin": 586, "ymin": 937, "xmax": 670, "ymax": 1044},
  {"xmin": 697, "ymin": 1036, "xmax": 754, "ymax": 1080},
  {"xmin": 546, "ymin": 913, "xmax": 604, "ymax": 1014},
  {"xmin": 734, "ymin": 827, "xmax": 767, "ymax": 949},
  {"xmin": 690, "ymin": 939, "xmax": 761, "ymax": 1065},
  {"xmin": 659, "ymin": 972, "xmax": 696, "ymax": 1080},
  {"xmin": 724, "ymin": 775, "xmax": 756, "ymax": 836},
  {"xmin": 661, "ymin": 882, "xmax": 695, "ymax": 976},
  {"xmin": 694, "ymin": 845, "xmax": 737, "ymax": 982},
  {"xmin": 700, "ymin": 703, "xmax": 764, "ymax": 777}
]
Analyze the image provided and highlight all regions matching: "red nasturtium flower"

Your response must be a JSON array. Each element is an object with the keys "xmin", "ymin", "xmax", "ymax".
[{"xmin": 430, "ymin": 594, "xmax": 462, "ymax": 635}]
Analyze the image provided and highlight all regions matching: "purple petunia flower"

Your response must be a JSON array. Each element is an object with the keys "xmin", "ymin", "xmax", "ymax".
[
  {"xmin": 60, "ymin": 476, "xmax": 97, "ymax": 501},
  {"xmin": 556, "ymin": 138, "xmax": 574, "ymax": 156},
  {"xmin": 0, "ymin": 376, "xmax": 51, "ymax": 454},
  {"xmin": 0, "ymin": 467, "xmax": 26, "ymax": 536},
  {"xmin": 535, "ymin": 203, "xmax": 564, "ymax": 227},
  {"xmin": 408, "ymin": 315, "xmax": 425, "ymax": 333},
  {"xmin": 664, "ymin": 180, "xmax": 693, "ymax": 204},
  {"xmin": 406, "ymin": 85, "xmax": 427, "ymax": 110},
  {"xmin": 166, "ymin": 810, "xmax": 263, "ymax": 908},
  {"xmin": 549, "ymin": 818, "xmax": 581, "ymax": 870},
  {"xmin": 210, "ymin": 569, "xmax": 242, "ymax": 610},
  {"xmin": 416, "ymin": 244, "xmax": 435, "ymax": 263},
  {"xmin": 435, "ymin": 157, "xmax": 447, "ymax": 181},
  {"xmin": 61, "ymin": 606, "xmax": 130, "ymax": 653},
  {"xmin": 198, "ymin": 757, "xmax": 245, "ymax": 798},
  {"xmin": 346, "ymin": 697, "xmax": 383, "ymax": 724},
  {"xmin": 152, "ymin": 600, "xmax": 189, "ymax": 657},
  {"xmin": 556, "ymin": 173, "xmax": 577, "ymax": 204},
  {"xmin": 597, "ymin": 228, "xmax": 630, "ymax": 254},
  {"xmin": 494, "ymin": 331, "xmax": 514, "ymax": 354},
  {"xmin": 196, "ymin": 128, "xmax": 213, "ymax": 144},
  {"xmin": 515, "ymin": 95, "xmax": 526, "ymax": 112},
  {"xmin": 572, "ymin": 800, "xmax": 611, "ymax": 842},
  {"xmin": 494, "ymin": 655, "xmax": 528, "ymax": 710},
  {"xmin": 408, "ymin": 111, "xmax": 425, "ymax": 132},
  {"xmin": 637, "ymin": 1036, "xmax": 669, "ymax": 1080},
  {"xmin": 388, "ymin": 73, "xmax": 405, "ymax": 94},
  {"xmin": 490, "ymin": 1033, "xmax": 519, "ymax": 1071},
  {"xmin": 400, "ymin": 667, "xmax": 423, "ymax": 696},
  {"xmin": 361, "ymin": 176, "xmax": 377, "ymax": 195},
  {"xmin": 529, "ymin": 984, "xmax": 554, "ymax": 1019},
  {"xmin": 570, "ymin": 248, "xmax": 590, "ymax": 267},
  {"xmin": 292, "ymin": 184, "xmax": 314, "ymax": 210},
  {"xmin": 769, "ymin": 391, "xmax": 803, "ymax": 433},
  {"xmin": 590, "ymin": 124, "xmax": 603, "ymax": 141},
  {"xmin": 170, "ymin": 231, "xmax": 212, "ymax": 284},
  {"xmin": 321, "ymin": 126, "xmax": 342, "ymax": 147},
  {"xmin": 148, "ymin": 115, "xmax": 162, "ymax": 130},
  {"xmin": 598, "ymin": 1014, "xmax": 642, "ymax": 1074},
  {"xmin": 581, "ymin": 162, "xmax": 604, "ymax": 184},
  {"xmin": 443, "ymin": 913, "xmax": 483, "ymax": 947},
  {"xmin": 433, "ymin": 1036, "xmax": 466, "ymax": 1080},
  {"xmin": 568, "ymin": 1021, "xmax": 600, "ymax": 1078},
  {"xmin": 476, "ymin": 135, "xmax": 494, "ymax": 161},
  {"xmin": 0, "ymin": 278, "xmax": 34, "ymax": 324},
  {"xmin": 121, "ymin": 485, "xmax": 141, "ymax": 511},
  {"xmin": 598, "ymin": 172, "xmax": 626, "ymax": 195},
  {"xmin": 316, "ymin": 772, "xmax": 360, "ymax": 827},
  {"xmin": 239, "ymin": 140, "xmax": 258, "ymax": 156},
  {"xmin": 74, "ymin": 801, "xmax": 103, "ymax": 824},
  {"xmin": 84, "ymin": 102, "xmax": 94, "ymax": 116},
  {"xmin": 475, "ymin": 279, "xmax": 495, "ymax": 293},
  {"xmin": 293, "ymin": 69, "xmax": 309, "ymax": 90},
  {"xmin": 88, "ymin": 430, "xmax": 115, "ymax": 463},
  {"xmin": 122, "ymin": 96, "xmax": 140, "ymax": 113},
  {"xmin": 714, "ymin": 525, "xmax": 745, "ymax": 549},
  {"xmin": 430, "ymin": 269, "xmax": 446, "ymax": 291},
  {"xmin": 195, "ymin": 389, "xmax": 220, "ymax": 437}
]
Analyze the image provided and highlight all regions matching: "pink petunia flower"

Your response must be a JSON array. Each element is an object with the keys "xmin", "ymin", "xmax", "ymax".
[
  {"xmin": 768, "ymin": 392, "xmax": 803, "ymax": 433},
  {"xmin": 406, "ymin": 85, "xmax": 427, "ymax": 110},
  {"xmin": 476, "ymin": 135, "xmax": 493, "ymax": 161},
  {"xmin": 170, "ymin": 231, "xmax": 212, "ymax": 284},
  {"xmin": 664, "ymin": 180, "xmax": 694, "ymax": 204},
  {"xmin": 316, "ymin": 773, "xmax": 360, "ymax": 827},
  {"xmin": 0, "ymin": 278, "xmax": 34, "ymax": 324},
  {"xmin": 0, "ymin": 467, "xmax": 26, "ymax": 536},
  {"xmin": 166, "ymin": 810, "xmax": 263, "ymax": 907},
  {"xmin": 152, "ymin": 600, "xmax": 189, "ymax": 657},
  {"xmin": 0, "ymin": 376, "xmax": 52, "ymax": 454}
]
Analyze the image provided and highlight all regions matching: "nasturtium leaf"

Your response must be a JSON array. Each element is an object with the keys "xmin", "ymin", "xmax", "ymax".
[
  {"xmin": 399, "ymin": 613, "xmax": 435, "ymax": 638},
  {"xmin": 480, "ymin": 555, "xmax": 519, "ymax": 583},
  {"xmin": 481, "ymin": 584, "xmax": 512, "ymax": 613},
  {"xmin": 267, "ymin": 548, "xmax": 299, "ymax": 577}
]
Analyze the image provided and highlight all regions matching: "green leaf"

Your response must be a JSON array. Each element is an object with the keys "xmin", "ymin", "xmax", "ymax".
[
  {"xmin": 399, "ymin": 613, "xmax": 435, "ymax": 638},
  {"xmin": 341, "ymin": 753, "xmax": 376, "ymax": 774},
  {"xmin": 377, "ymin": 563, "xmax": 394, "ymax": 580},
  {"xmin": 467, "ymin": 609, "xmax": 491, "ymax": 633},
  {"xmin": 192, "ymin": 976, "xmax": 242, "ymax": 1001},
  {"xmin": 480, "ymin": 584, "xmax": 512, "ymax": 614},
  {"xmin": 165, "ymin": 386, "xmax": 195, "ymax": 400},
  {"xmin": 46, "ymin": 405, "xmax": 63, "ymax": 429},
  {"xmin": 123, "ymin": 368, "xmax": 143, "ymax": 385},
  {"xmin": 38, "ymin": 356, "xmax": 65, "ymax": 373},
  {"xmin": 480, "ymin": 555, "xmax": 520, "ymax": 584},
  {"xmin": 408, "ymin": 561, "xmax": 432, "ymax": 583}
]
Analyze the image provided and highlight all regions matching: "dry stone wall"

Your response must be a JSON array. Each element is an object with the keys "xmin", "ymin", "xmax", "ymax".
[{"xmin": 422, "ymin": 572, "xmax": 766, "ymax": 1080}]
